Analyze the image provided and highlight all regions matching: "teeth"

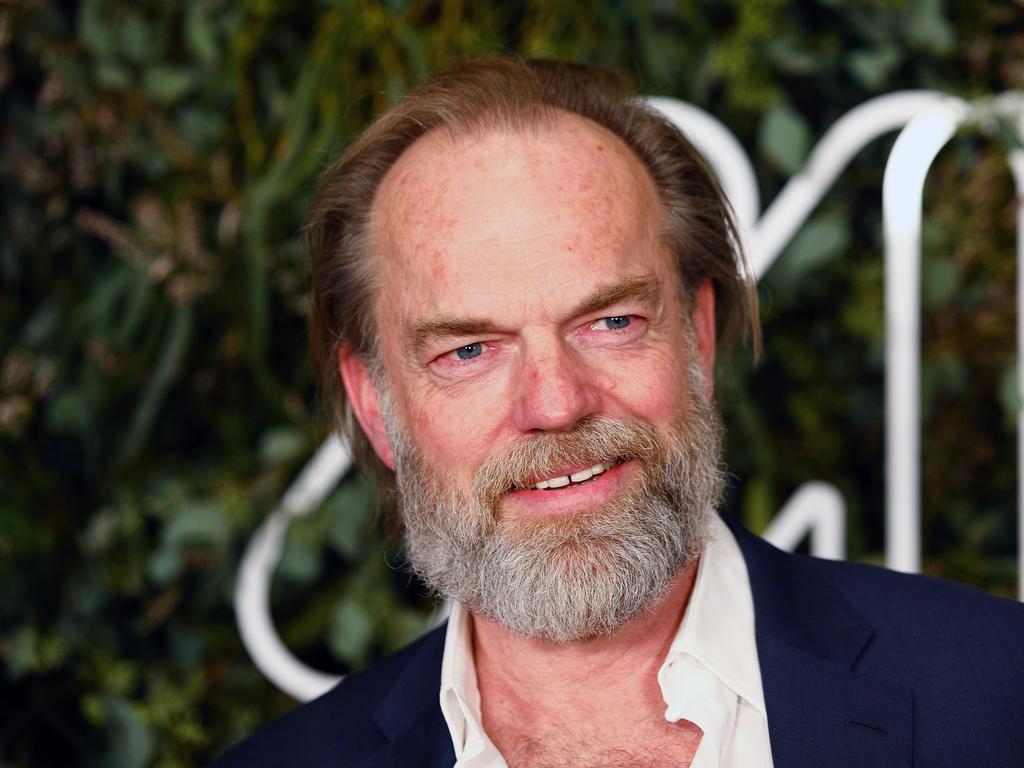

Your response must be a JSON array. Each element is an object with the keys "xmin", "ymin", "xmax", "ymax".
[
  {"xmin": 569, "ymin": 467, "xmax": 594, "ymax": 483},
  {"xmin": 531, "ymin": 460, "xmax": 615, "ymax": 490}
]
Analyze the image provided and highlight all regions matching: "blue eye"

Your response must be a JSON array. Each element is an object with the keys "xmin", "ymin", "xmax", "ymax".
[
  {"xmin": 599, "ymin": 316, "xmax": 631, "ymax": 330},
  {"xmin": 455, "ymin": 343, "xmax": 483, "ymax": 360}
]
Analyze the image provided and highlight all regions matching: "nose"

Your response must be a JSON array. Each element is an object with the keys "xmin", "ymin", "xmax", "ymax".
[{"xmin": 510, "ymin": 338, "xmax": 600, "ymax": 433}]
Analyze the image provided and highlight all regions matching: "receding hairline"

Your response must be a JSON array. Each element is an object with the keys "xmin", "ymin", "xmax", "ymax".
[{"xmin": 365, "ymin": 108, "xmax": 671, "ymax": 339}]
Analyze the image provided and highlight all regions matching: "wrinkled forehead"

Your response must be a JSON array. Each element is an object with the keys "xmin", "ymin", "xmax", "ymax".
[{"xmin": 367, "ymin": 110, "xmax": 664, "ymax": 283}]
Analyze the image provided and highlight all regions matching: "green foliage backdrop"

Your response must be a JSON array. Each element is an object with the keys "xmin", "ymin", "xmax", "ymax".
[{"xmin": 1, "ymin": 0, "xmax": 1021, "ymax": 765}]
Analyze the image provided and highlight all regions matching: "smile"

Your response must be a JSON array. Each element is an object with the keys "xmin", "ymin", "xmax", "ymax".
[{"xmin": 519, "ymin": 457, "xmax": 626, "ymax": 491}]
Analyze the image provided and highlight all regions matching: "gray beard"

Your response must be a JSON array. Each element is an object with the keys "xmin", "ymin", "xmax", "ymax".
[{"xmin": 381, "ymin": 375, "xmax": 725, "ymax": 643}]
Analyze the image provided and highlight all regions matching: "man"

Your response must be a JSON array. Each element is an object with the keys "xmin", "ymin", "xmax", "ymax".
[{"xmin": 215, "ymin": 58, "xmax": 1024, "ymax": 767}]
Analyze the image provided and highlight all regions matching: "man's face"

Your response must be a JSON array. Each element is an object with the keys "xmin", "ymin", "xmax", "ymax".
[{"xmin": 342, "ymin": 111, "xmax": 723, "ymax": 640}]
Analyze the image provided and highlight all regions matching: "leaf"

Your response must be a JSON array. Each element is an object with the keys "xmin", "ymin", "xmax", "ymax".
[
  {"xmin": 922, "ymin": 257, "xmax": 959, "ymax": 308},
  {"xmin": 147, "ymin": 545, "xmax": 183, "ymax": 586},
  {"xmin": 96, "ymin": 62, "xmax": 132, "ymax": 90},
  {"xmin": 327, "ymin": 596, "xmax": 374, "ymax": 665},
  {"xmin": 78, "ymin": 0, "xmax": 117, "ymax": 58},
  {"xmin": 277, "ymin": 530, "xmax": 323, "ymax": 584},
  {"xmin": 759, "ymin": 101, "xmax": 811, "ymax": 175},
  {"xmin": 47, "ymin": 388, "xmax": 93, "ymax": 434},
  {"xmin": 7, "ymin": 625, "xmax": 40, "ymax": 680},
  {"xmin": 121, "ymin": 305, "xmax": 193, "ymax": 463},
  {"xmin": 921, "ymin": 354, "xmax": 969, "ymax": 416},
  {"xmin": 163, "ymin": 501, "xmax": 230, "ymax": 550},
  {"xmin": 185, "ymin": 0, "xmax": 219, "ymax": 67},
  {"xmin": 111, "ymin": 272, "xmax": 155, "ymax": 348},
  {"xmin": 117, "ymin": 12, "xmax": 162, "ymax": 65},
  {"xmin": 769, "ymin": 212, "xmax": 850, "ymax": 290},
  {"xmin": 259, "ymin": 427, "xmax": 305, "ymax": 466},
  {"xmin": 906, "ymin": 0, "xmax": 955, "ymax": 54},
  {"xmin": 743, "ymin": 475, "xmax": 775, "ymax": 535},
  {"xmin": 103, "ymin": 696, "xmax": 155, "ymax": 768},
  {"xmin": 847, "ymin": 47, "xmax": 901, "ymax": 90},
  {"xmin": 143, "ymin": 66, "xmax": 196, "ymax": 105},
  {"xmin": 766, "ymin": 36, "xmax": 820, "ymax": 75},
  {"xmin": 325, "ymin": 478, "xmax": 374, "ymax": 559},
  {"xmin": 22, "ymin": 301, "xmax": 61, "ymax": 348},
  {"xmin": 177, "ymin": 106, "xmax": 226, "ymax": 152}
]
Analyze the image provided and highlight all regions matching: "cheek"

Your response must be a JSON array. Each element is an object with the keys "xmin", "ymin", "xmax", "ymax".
[
  {"xmin": 405, "ymin": 392, "xmax": 502, "ymax": 479},
  {"xmin": 607, "ymin": 347, "xmax": 692, "ymax": 421}
]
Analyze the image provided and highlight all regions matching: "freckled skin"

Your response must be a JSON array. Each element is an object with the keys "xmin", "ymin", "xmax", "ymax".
[{"xmin": 360, "ymin": 111, "xmax": 715, "ymax": 509}]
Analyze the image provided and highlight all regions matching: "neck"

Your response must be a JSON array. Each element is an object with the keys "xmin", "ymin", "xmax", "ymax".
[{"xmin": 472, "ymin": 561, "xmax": 699, "ymax": 732}]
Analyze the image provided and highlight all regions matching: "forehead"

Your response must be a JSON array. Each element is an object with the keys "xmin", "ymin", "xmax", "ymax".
[{"xmin": 368, "ymin": 111, "xmax": 669, "ymax": 331}]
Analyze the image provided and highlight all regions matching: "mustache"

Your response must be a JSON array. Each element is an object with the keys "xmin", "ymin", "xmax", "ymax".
[{"xmin": 472, "ymin": 416, "xmax": 664, "ymax": 507}]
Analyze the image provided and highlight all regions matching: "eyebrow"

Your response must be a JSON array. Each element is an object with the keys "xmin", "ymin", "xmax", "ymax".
[
  {"xmin": 407, "ymin": 274, "xmax": 663, "ymax": 356},
  {"xmin": 409, "ymin": 318, "xmax": 502, "ymax": 356},
  {"xmin": 567, "ymin": 274, "xmax": 662, "ymax": 320}
]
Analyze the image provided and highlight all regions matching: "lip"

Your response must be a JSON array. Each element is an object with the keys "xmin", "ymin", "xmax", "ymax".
[{"xmin": 502, "ymin": 458, "xmax": 636, "ymax": 517}]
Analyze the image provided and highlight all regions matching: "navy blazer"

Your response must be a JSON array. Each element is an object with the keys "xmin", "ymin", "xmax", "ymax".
[{"xmin": 213, "ymin": 517, "xmax": 1024, "ymax": 767}]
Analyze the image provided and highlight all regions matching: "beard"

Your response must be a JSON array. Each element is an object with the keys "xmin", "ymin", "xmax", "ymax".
[{"xmin": 379, "ymin": 366, "xmax": 725, "ymax": 643}]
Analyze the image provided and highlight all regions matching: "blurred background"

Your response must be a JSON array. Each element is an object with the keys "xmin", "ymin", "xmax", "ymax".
[{"xmin": 2, "ymin": 0, "xmax": 1021, "ymax": 765}]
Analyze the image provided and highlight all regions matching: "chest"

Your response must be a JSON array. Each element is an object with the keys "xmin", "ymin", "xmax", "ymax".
[{"xmin": 495, "ymin": 717, "xmax": 703, "ymax": 768}]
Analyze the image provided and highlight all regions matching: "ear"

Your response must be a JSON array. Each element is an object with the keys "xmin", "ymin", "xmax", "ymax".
[
  {"xmin": 691, "ymin": 280, "xmax": 717, "ymax": 400},
  {"xmin": 339, "ymin": 348, "xmax": 395, "ymax": 470}
]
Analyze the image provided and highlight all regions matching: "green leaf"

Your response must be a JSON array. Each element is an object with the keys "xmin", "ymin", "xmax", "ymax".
[
  {"xmin": 122, "ymin": 305, "xmax": 193, "ymax": 462},
  {"xmin": 743, "ymin": 475, "xmax": 775, "ymax": 535},
  {"xmin": 163, "ymin": 501, "xmax": 230, "ymax": 550},
  {"xmin": 766, "ymin": 37, "xmax": 820, "ymax": 75},
  {"xmin": 103, "ymin": 696, "xmax": 155, "ymax": 768},
  {"xmin": 147, "ymin": 545, "xmax": 183, "ymax": 585},
  {"xmin": 7, "ymin": 625, "xmax": 40, "ymax": 680},
  {"xmin": 906, "ymin": 0, "xmax": 955, "ymax": 54},
  {"xmin": 922, "ymin": 257, "xmax": 959, "ymax": 308},
  {"xmin": 325, "ymin": 478, "xmax": 374, "ymax": 559},
  {"xmin": 259, "ymin": 427, "xmax": 305, "ymax": 466},
  {"xmin": 78, "ymin": 0, "xmax": 117, "ymax": 58},
  {"xmin": 759, "ymin": 101, "xmax": 811, "ymax": 174},
  {"xmin": 278, "ymin": 529, "xmax": 323, "ymax": 584},
  {"xmin": 143, "ymin": 66, "xmax": 196, "ymax": 104},
  {"xmin": 48, "ymin": 388, "xmax": 94, "ymax": 434},
  {"xmin": 95, "ymin": 62, "xmax": 132, "ymax": 90},
  {"xmin": 23, "ymin": 301, "xmax": 60, "ymax": 348},
  {"xmin": 185, "ymin": 0, "xmax": 219, "ymax": 67},
  {"xmin": 769, "ymin": 212, "xmax": 850, "ymax": 290},
  {"xmin": 117, "ymin": 12, "xmax": 160, "ymax": 65},
  {"xmin": 847, "ymin": 47, "xmax": 901, "ymax": 90},
  {"xmin": 327, "ymin": 596, "xmax": 374, "ymax": 665},
  {"xmin": 921, "ymin": 354, "xmax": 969, "ymax": 416},
  {"xmin": 177, "ymin": 106, "xmax": 225, "ymax": 153}
]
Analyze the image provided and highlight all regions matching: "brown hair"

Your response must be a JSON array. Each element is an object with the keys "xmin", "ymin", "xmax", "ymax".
[{"xmin": 307, "ymin": 57, "xmax": 759, "ymax": 507}]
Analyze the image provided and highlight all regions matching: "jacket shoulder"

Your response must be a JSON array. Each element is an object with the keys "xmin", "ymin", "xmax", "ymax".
[
  {"xmin": 805, "ymin": 553, "xmax": 1024, "ymax": 687},
  {"xmin": 807, "ymin": 554, "xmax": 1024, "ymax": 632},
  {"xmin": 728, "ymin": 515, "xmax": 1024, "ymax": 685},
  {"xmin": 210, "ymin": 624, "xmax": 447, "ymax": 768}
]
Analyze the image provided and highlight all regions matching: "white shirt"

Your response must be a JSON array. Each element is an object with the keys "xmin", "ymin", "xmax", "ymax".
[{"xmin": 438, "ymin": 514, "xmax": 775, "ymax": 768}]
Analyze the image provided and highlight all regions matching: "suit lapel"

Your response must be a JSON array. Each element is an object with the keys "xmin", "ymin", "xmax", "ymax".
[
  {"xmin": 357, "ymin": 626, "xmax": 456, "ymax": 768},
  {"xmin": 358, "ymin": 703, "xmax": 454, "ymax": 768},
  {"xmin": 725, "ymin": 516, "xmax": 914, "ymax": 768}
]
